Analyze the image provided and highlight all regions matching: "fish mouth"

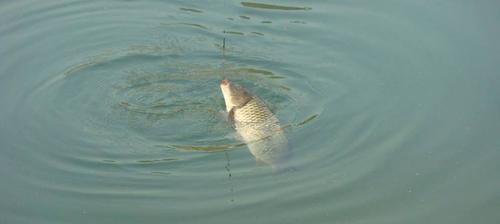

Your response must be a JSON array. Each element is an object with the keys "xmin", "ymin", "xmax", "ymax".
[{"xmin": 220, "ymin": 78, "xmax": 230, "ymax": 86}]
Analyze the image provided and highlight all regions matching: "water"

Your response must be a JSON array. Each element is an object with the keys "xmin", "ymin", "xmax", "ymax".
[{"xmin": 1, "ymin": 1, "xmax": 499, "ymax": 223}]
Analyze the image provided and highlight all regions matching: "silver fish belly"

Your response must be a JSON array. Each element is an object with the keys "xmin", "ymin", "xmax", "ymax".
[{"xmin": 233, "ymin": 97, "xmax": 289, "ymax": 168}]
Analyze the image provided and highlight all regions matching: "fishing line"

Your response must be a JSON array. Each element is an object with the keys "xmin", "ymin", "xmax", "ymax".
[
  {"xmin": 224, "ymin": 151, "xmax": 235, "ymax": 203},
  {"xmin": 221, "ymin": 0, "xmax": 228, "ymax": 79},
  {"xmin": 221, "ymin": 35, "xmax": 226, "ymax": 78},
  {"xmin": 221, "ymin": 0, "xmax": 234, "ymax": 204}
]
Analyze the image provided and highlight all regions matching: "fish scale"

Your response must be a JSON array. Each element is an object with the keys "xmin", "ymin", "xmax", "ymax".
[
  {"xmin": 220, "ymin": 79, "xmax": 290, "ymax": 171},
  {"xmin": 234, "ymin": 97, "xmax": 280, "ymax": 129}
]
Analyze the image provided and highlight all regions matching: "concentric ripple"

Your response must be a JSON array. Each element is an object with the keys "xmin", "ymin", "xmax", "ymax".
[
  {"xmin": 0, "ymin": 0, "xmax": 347, "ymax": 210},
  {"xmin": 11, "ymin": 39, "xmax": 325, "ymax": 195},
  {"xmin": 1, "ymin": 0, "xmax": 337, "ymax": 198},
  {"xmin": 3, "ymin": 1, "xmax": 497, "ymax": 224}
]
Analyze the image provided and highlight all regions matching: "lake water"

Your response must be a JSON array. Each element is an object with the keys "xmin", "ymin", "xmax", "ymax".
[{"xmin": 1, "ymin": 1, "xmax": 499, "ymax": 223}]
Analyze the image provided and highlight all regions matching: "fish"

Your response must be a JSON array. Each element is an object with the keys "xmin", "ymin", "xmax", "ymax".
[{"xmin": 220, "ymin": 79, "xmax": 291, "ymax": 172}]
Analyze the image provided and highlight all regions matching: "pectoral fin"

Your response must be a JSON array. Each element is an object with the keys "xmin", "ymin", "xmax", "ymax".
[{"xmin": 228, "ymin": 107, "xmax": 235, "ymax": 124}]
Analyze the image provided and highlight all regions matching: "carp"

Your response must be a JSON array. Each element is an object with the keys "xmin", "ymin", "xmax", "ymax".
[{"xmin": 220, "ymin": 79, "xmax": 290, "ymax": 172}]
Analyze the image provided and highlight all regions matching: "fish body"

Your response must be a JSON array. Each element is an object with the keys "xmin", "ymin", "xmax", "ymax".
[{"xmin": 220, "ymin": 79, "xmax": 289, "ymax": 171}]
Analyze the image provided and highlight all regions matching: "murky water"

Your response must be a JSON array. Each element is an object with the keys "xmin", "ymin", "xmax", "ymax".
[{"xmin": 1, "ymin": 1, "xmax": 499, "ymax": 223}]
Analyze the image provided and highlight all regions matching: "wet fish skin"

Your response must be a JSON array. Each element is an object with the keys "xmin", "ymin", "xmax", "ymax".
[{"xmin": 220, "ymin": 79, "xmax": 290, "ymax": 172}]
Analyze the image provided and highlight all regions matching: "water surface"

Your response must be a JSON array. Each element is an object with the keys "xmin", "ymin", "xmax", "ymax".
[{"xmin": 1, "ymin": 1, "xmax": 499, "ymax": 223}]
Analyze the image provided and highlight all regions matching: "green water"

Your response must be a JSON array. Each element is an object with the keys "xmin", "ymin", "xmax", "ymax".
[{"xmin": 1, "ymin": 1, "xmax": 499, "ymax": 223}]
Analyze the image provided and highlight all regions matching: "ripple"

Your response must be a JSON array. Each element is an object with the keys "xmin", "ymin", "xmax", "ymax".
[
  {"xmin": 224, "ymin": 30, "xmax": 245, "ymax": 36},
  {"xmin": 1, "ymin": 0, "xmax": 355, "ymax": 214},
  {"xmin": 160, "ymin": 22, "xmax": 209, "ymax": 30},
  {"xmin": 2, "ymin": 0, "xmax": 496, "ymax": 223},
  {"xmin": 179, "ymin": 7, "xmax": 203, "ymax": 13},
  {"xmin": 251, "ymin": 31, "xmax": 265, "ymax": 36},
  {"xmin": 167, "ymin": 142, "xmax": 247, "ymax": 152},
  {"xmin": 8, "ymin": 40, "xmax": 323, "ymax": 194},
  {"xmin": 2, "ymin": 7, "xmax": 332, "ymax": 200},
  {"xmin": 241, "ymin": 2, "xmax": 312, "ymax": 11}
]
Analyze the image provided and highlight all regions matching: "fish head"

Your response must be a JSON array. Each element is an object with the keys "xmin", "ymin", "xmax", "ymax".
[{"xmin": 220, "ymin": 79, "xmax": 252, "ymax": 111}]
